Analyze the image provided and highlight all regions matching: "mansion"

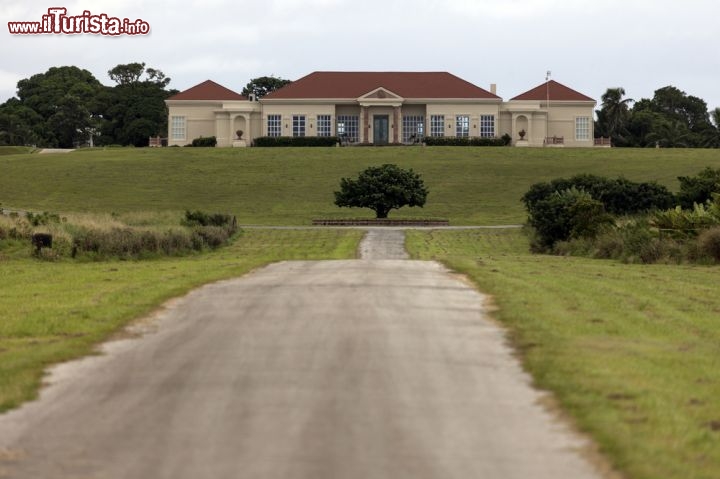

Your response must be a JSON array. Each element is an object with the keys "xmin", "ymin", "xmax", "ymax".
[{"xmin": 165, "ymin": 71, "xmax": 599, "ymax": 147}]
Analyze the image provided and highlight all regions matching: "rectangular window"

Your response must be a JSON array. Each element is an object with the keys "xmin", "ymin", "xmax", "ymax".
[
  {"xmin": 430, "ymin": 115, "xmax": 444, "ymax": 137},
  {"xmin": 317, "ymin": 115, "xmax": 332, "ymax": 137},
  {"xmin": 171, "ymin": 116, "xmax": 185, "ymax": 140},
  {"xmin": 456, "ymin": 115, "xmax": 470, "ymax": 138},
  {"xmin": 576, "ymin": 117, "xmax": 591, "ymax": 140},
  {"xmin": 293, "ymin": 115, "xmax": 306, "ymax": 137},
  {"xmin": 402, "ymin": 115, "xmax": 424, "ymax": 142},
  {"xmin": 267, "ymin": 114, "xmax": 281, "ymax": 137},
  {"xmin": 480, "ymin": 115, "xmax": 495, "ymax": 138},
  {"xmin": 336, "ymin": 115, "xmax": 359, "ymax": 143}
]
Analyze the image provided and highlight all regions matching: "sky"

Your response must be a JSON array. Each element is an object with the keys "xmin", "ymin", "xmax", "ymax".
[{"xmin": 2, "ymin": 0, "xmax": 719, "ymax": 113}]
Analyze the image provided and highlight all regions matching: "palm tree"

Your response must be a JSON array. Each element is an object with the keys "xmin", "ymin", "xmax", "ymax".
[
  {"xmin": 712, "ymin": 107, "xmax": 720, "ymax": 127},
  {"xmin": 702, "ymin": 107, "xmax": 720, "ymax": 147},
  {"xmin": 645, "ymin": 119, "xmax": 692, "ymax": 148},
  {"xmin": 596, "ymin": 87, "xmax": 633, "ymax": 145}
]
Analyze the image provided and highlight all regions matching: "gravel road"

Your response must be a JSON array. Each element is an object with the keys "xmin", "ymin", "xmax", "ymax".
[{"xmin": 0, "ymin": 230, "xmax": 604, "ymax": 479}]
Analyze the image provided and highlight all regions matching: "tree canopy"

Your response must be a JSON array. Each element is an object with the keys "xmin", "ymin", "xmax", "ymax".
[
  {"xmin": 595, "ymin": 85, "xmax": 718, "ymax": 148},
  {"xmin": 334, "ymin": 164, "xmax": 429, "ymax": 218},
  {"xmin": 0, "ymin": 63, "xmax": 176, "ymax": 147},
  {"xmin": 241, "ymin": 76, "xmax": 291, "ymax": 99}
]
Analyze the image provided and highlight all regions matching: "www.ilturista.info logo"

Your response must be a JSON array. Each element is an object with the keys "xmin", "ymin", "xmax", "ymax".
[{"xmin": 8, "ymin": 8, "xmax": 150, "ymax": 35}]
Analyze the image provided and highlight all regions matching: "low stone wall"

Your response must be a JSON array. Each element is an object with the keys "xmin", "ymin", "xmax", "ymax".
[{"xmin": 312, "ymin": 219, "xmax": 449, "ymax": 227}]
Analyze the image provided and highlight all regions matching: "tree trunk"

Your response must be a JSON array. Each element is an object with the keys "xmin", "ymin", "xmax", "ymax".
[{"xmin": 375, "ymin": 208, "xmax": 390, "ymax": 219}]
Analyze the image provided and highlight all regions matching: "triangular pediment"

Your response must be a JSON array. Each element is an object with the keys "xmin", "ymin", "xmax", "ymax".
[{"xmin": 358, "ymin": 87, "xmax": 404, "ymax": 101}]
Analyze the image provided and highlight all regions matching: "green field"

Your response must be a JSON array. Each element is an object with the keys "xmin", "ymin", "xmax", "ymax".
[
  {"xmin": 406, "ymin": 229, "xmax": 720, "ymax": 479},
  {"xmin": 1, "ymin": 147, "xmax": 718, "ymax": 224},
  {"xmin": 2, "ymin": 146, "xmax": 720, "ymax": 478}
]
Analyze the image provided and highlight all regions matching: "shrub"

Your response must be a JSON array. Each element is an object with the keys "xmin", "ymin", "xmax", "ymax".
[
  {"xmin": 650, "ymin": 197, "xmax": 720, "ymax": 234},
  {"xmin": 527, "ymin": 187, "xmax": 613, "ymax": 251},
  {"xmin": 551, "ymin": 218, "xmax": 693, "ymax": 264},
  {"xmin": 190, "ymin": 136, "xmax": 217, "ymax": 147},
  {"xmin": 182, "ymin": 210, "xmax": 234, "ymax": 228},
  {"xmin": 592, "ymin": 229, "xmax": 625, "ymax": 260},
  {"xmin": 677, "ymin": 167, "xmax": 720, "ymax": 208},
  {"xmin": 422, "ymin": 137, "xmax": 506, "ymax": 147},
  {"xmin": 253, "ymin": 136, "xmax": 339, "ymax": 147},
  {"xmin": 26, "ymin": 211, "xmax": 61, "ymax": 226},
  {"xmin": 181, "ymin": 210, "xmax": 238, "ymax": 249},
  {"xmin": 698, "ymin": 227, "xmax": 720, "ymax": 261},
  {"xmin": 192, "ymin": 225, "xmax": 230, "ymax": 249}
]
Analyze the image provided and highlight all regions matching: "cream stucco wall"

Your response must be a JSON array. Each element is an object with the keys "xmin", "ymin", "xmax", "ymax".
[
  {"xmin": 501, "ymin": 100, "xmax": 595, "ymax": 147},
  {"xmin": 261, "ymin": 103, "xmax": 338, "ymax": 137},
  {"xmin": 166, "ymin": 100, "xmax": 261, "ymax": 146},
  {"xmin": 425, "ymin": 102, "xmax": 502, "ymax": 138},
  {"xmin": 165, "ymin": 94, "xmax": 596, "ymax": 147},
  {"xmin": 166, "ymin": 102, "xmax": 219, "ymax": 146}
]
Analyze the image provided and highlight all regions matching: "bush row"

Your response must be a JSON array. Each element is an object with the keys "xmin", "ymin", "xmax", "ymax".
[
  {"xmin": 69, "ymin": 225, "xmax": 234, "ymax": 259},
  {"xmin": 248, "ymin": 136, "xmax": 515, "ymax": 147},
  {"xmin": 553, "ymin": 222, "xmax": 720, "ymax": 264},
  {"xmin": 524, "ymin": 168, "xmax": 720, "ymax": 264},
  {"xmin": 253, "ymin": 136, "xmax": 339, "ymax": 147},
  {"xmin": 522, "ymin": 174, "xmax": 675, "ymax": 216},
  {"xmin": 1, "ymin": 210, "xmax": 238, "ymax": 260},
  {"xmin": 68, "ymin": 210, "xmax": 238, "ymax": 259},
  {"xmin": 422, "ymin": 136, "xmax": 509, "ymax": 146}
]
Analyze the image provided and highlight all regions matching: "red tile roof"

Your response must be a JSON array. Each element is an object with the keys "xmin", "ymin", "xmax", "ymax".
[
  {"xmin": 264, "ymin": 72, "xmax": 500, "ymax": 100},
  {"xmin": 511, "ymin": 80, "xmax": 594, "ymax": 102},
  {"xmin": 167, "ymin": 80, "xmax": 246, "ymax": 101}
]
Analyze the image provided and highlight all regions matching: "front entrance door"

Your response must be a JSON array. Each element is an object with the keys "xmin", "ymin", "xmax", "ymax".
[{"xmin": 373, "ymin": 115, "xmax": 389, "ymax": 145}]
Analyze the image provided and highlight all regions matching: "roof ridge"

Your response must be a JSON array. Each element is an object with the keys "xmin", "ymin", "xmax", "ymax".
[{"xmin": 264, "ymin": 71, "xmax": 500, "ymax": 100}]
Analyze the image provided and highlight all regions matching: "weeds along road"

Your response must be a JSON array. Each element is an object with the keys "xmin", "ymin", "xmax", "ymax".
[{"xmin": 0, "ymin": 230, "xmax": 603, "ymax": 479}]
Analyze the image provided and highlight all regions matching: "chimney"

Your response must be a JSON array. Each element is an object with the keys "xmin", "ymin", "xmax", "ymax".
[{"xmin": 490, "ymin": 84, "xmax": 497, "ymax": 95}]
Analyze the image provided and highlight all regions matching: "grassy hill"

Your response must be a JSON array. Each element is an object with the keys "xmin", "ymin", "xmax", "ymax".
[{"xmin": 1, "ymin": 146, "xmax": 718, "ymax": 224}]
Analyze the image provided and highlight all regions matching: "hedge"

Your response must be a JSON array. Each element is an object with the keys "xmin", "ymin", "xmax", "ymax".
[
  {"xmin": 190, "ymin": 136, "xmax": 217, "ymax": 147},
  {"xmin": 253, "ymin": 136, "xmax": 339, "ymax": 147},
  {"xmin": 522, "ymin": 174, "xmax": 676, "ymax": 216},
  {"xmin": 422, "ymin": 136, "xmax": 508, "ymax": 146}
]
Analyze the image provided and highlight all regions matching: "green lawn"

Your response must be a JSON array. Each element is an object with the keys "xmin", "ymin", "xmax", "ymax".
[
  {"xmin": 406, "ymin": 228, "xmax": 720, "ymax": 479},
  {"xmin": 0, "ymin": 228, "xmax": 362, "ymax": 412},
  {"xmin": 1, "ymin": 147, "xmax": 718, "ymax": 224}
]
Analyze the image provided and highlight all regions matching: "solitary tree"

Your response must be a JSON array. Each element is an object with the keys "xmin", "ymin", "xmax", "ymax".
[{"xmin": 334, "ymin": 164, "xmax": 429, "ymax": 218}]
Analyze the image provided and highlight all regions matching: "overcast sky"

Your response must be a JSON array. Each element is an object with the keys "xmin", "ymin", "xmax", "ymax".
[{"xmin": 2, "ymin": 0, "xmax": 719, "ymax": 113}]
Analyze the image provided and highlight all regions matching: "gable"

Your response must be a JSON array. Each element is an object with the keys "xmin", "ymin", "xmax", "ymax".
[
  {"xmin": 167, "ymin": 80, "xmax": 247, "ymax": 101},
  {"xmin": 511, "ymin": 80, "xmax": 594, "ymax": 102},
  {"xmin": 359, "ymin": 87, "xmax": 403, "ymax": 100}
]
